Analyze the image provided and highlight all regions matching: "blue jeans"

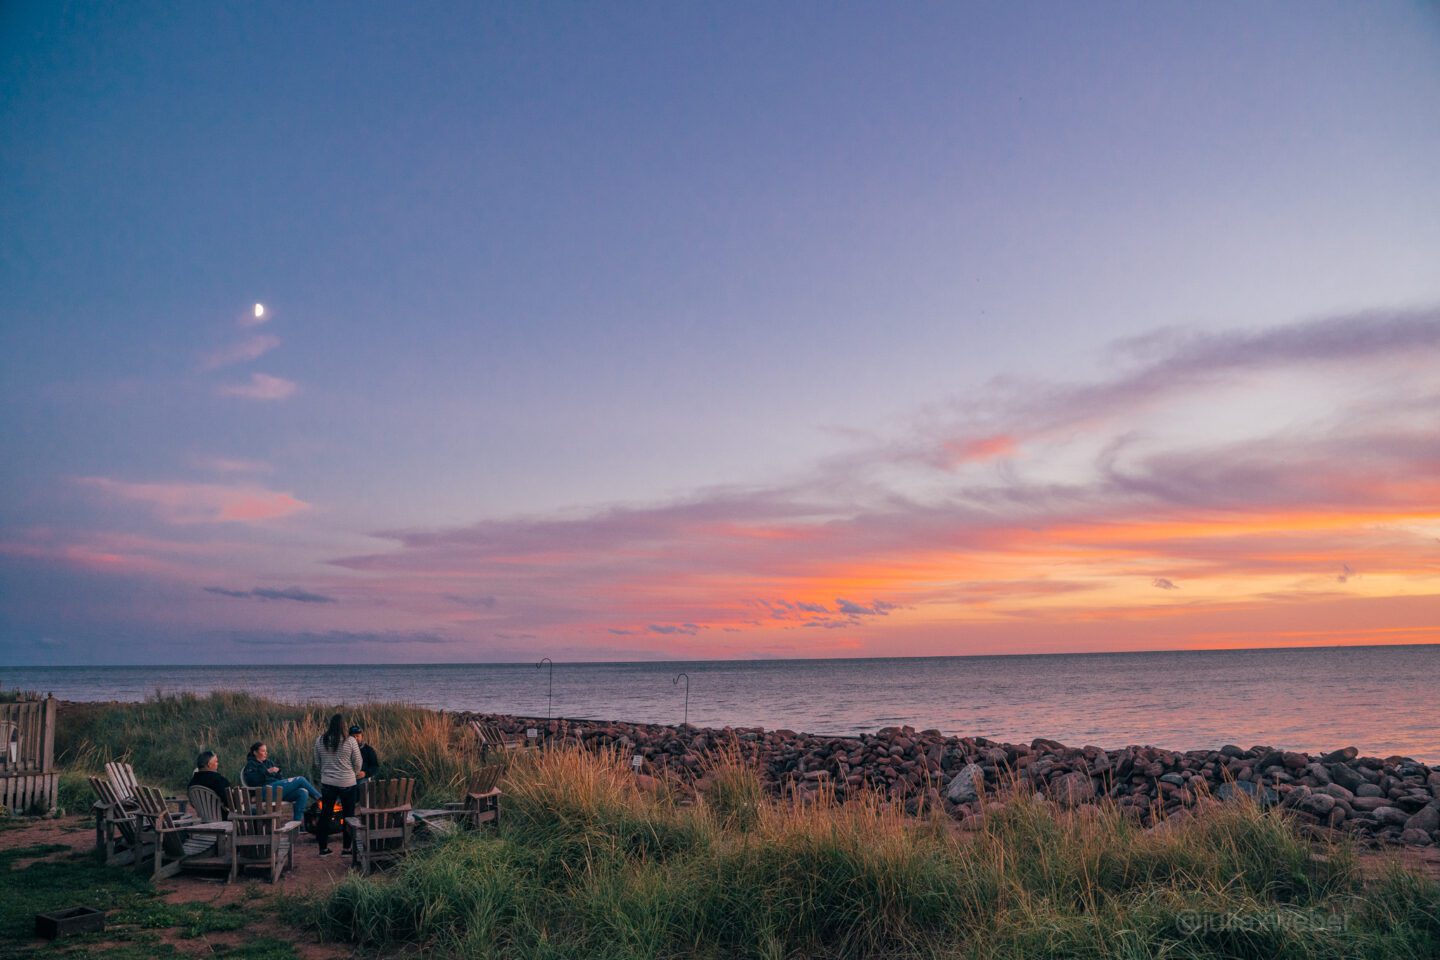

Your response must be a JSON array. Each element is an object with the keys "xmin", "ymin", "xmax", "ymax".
[{"xmin": 273, "ymin": 776, "xmax": 322, "ymax": 821}]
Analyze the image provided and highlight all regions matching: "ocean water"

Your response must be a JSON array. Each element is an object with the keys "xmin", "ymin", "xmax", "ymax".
[{"xmin": 5, "ymin": 645, "xmax": 1438, "ymax": 761}]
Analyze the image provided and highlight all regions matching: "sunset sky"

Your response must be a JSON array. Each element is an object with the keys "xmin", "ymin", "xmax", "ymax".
[{"xmin": 2, "ymin": 3, "xmax": 1438, "ymax": 664}]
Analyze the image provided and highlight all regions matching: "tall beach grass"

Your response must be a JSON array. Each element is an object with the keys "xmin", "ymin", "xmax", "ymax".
[
  {"xmin": 46, "ymin": 692, "xmax": 1440, "ymax": 958},
  {"xmin": 55, "ymin": 690, "xmax": 474, "ymax": 806},
  {"xmin": 317, "ymin": 743, "xmax": 1440, "ymax": 959}
]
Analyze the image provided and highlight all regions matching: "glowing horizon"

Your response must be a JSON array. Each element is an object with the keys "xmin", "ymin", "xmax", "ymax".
[{"xmin": 2, "ymin": 4, "xmax": 1438, "ymax": 664}]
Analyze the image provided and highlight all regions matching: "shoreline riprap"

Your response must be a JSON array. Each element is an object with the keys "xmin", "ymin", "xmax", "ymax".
[{"xmin": 460, "ymin": 712, "xmax": 1440, "ymax": 847}]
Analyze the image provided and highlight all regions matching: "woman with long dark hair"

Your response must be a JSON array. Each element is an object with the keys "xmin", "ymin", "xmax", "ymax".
[{"xmin": 313, "ymin": 712, "xmax": 365, "ymax": 856}]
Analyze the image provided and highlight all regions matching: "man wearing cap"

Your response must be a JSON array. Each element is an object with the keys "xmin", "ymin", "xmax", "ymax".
[{"xmin": 351, "ymin": 724, "xmax": 380, "ymax": 780}]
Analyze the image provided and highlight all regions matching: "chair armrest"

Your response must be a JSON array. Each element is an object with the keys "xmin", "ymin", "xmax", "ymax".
[
  {"xmin": 276, "ymin": 820, "xmax": 301, "ymax": 834},
  {"xmin": 183, "ymin": 821, "xmax": 234, "ymax": 834},
  {"xmin": 356, "ymin": 805, "xmax": 414, "ymax": 815}
]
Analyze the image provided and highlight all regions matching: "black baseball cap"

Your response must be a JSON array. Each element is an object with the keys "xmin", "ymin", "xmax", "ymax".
[{"xmin": 349, "ymin": 724, "xmax": 363, "ymax": 734}]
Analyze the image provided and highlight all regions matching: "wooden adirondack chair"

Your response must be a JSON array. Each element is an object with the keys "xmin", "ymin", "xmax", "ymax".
[
  {"xmin": 90, "ymin": 775, "xmax": 150, "ymax": 866},
  {"xmin": 351, "ymin": 778, "xmax": 415, "ymax": 873},
  {"xmin": 226, "ymin": 786, "xmax": 298, "ymax": 883},
  {"xmin": 187, "ymin": 784, "xmax": 226, "ymax": 824},
  {"xmin": 106, "ymin": 760, "xmax": 190, "ymax": 817},
  {"xmin": 469, "ymin": 720, "xmax": 524, "ymax": 758},
  {"xmin": 133, "ymin": 785, "xmax": 232, "ymax": 881},
  {"xmin": 414, "ymin": 765, "xmax": 506, "ymax": 837},
  {"xmin": 459, "ymin": 765, "xmax": 504, "ymax": 831}
]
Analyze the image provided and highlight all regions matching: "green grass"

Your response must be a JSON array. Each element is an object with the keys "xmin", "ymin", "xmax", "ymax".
[
  {"xmin": 56, "ymin": 690, "xmax": 475, "ymax": 805},
  {"xmin": 310, "ymin": 745, "xmax": 1440, "ymax": 960},
  {"xmin": 0, "ymin": 840, "xmax": 303, "ymax": 960},
  {"xmin": 31, "ymin": 691, "xmax": 1440, "ymax": 959}
]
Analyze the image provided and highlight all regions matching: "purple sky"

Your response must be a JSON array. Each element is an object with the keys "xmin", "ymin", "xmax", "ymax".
[{"xmin": 2, "ymin": 3, "xmax": 1439, "ymax": 664}]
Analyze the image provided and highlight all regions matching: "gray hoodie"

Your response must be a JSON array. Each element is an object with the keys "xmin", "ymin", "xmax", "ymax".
[{"xmin": 313, "ymin": 734, "xmax": 363, "ymax": 788}]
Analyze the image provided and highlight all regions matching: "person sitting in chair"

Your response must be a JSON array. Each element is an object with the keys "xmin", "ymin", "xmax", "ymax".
[
  {"xmin": 188, "ymin": 750, "xmax": 231, "ymax": 815},
  {"xmin": 350, "ymin": 725, "xmax": 380, "ymax": 780},
  {"xmin": 242, "ymin": 741, "xmax": 323, "ymax": 822}
]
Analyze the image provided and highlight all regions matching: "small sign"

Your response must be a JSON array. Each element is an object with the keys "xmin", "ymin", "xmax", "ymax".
[
  {"xmin": 526, "ymin": 728, "xmax": 539, "ymax": 741},
  {"xmin": 631, "ymin": 755, "xmax": 643, "ymax": 770}
]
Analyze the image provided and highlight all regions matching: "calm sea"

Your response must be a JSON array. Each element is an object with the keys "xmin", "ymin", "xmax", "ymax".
[{"xmin": 5, "ymin": 646, "xmax": 1437, "ymax": 761}]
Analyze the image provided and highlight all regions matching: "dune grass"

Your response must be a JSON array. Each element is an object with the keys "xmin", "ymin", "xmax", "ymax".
[
  {"xmin": 44, "ymin": 692, "xmax": 1440, "ymax": 958},
  {"xmin": 55, "ymin": 691, "xmax": 473, "ymax": 805},
  {"xmin": 315, "ymin": 744, "xmax": 1440, "ymax": 960}
]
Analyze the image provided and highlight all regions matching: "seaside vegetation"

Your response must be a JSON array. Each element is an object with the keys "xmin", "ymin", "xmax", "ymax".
[{"xmin": 39, "ymin": 692, "xmax": 1440, "ymax": 958}]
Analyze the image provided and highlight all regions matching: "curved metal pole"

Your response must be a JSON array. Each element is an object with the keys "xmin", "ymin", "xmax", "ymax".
[
  {"xmin": 537, "ymin": 657, "xmax": 553, "ymax": 719},
  {"xmin": 673, "ymin": 672, "xmax": 690, "ymax": 726}
]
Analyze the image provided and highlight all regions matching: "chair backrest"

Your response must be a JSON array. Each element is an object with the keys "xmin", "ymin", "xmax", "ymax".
[
  {"xmin": 133, "ymin": 785, "xmax": 176, "ymax": 827},
  {"xmin": 226, "ymin": 786, "xmax": 286, "ymax": 840},
  {"xmin": 134, "ymin": 785, "xmax": 194, "ymax": 857},
  {"xmin": 188, "ymin": 784, "xmax": 225, "ymax": 823},
  {"xmin": 105, "ymin": 761, "xmax": 142, "ymax": 802},
  {"xmin": 359, "ymin": 777, "xmax": 415, "ymax": 812},
  {"xmin": 92, "ymin": 775, "xmax": 125, "ymax": 808},
  {"xmin": 470, "ymin": 721, "xmax": 508, "ymax": 746},
  {"xmin": 90, "ymin": 775, "xmax": 123, "ymax": 810},
  {"xmin": 468, "ymin": 765, "xmax": 505, "ymax": 795}
]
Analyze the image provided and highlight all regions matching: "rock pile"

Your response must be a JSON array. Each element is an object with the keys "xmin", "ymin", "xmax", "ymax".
[{"xmin": 457, "ymin": 713, "xmax": 1440, "ymax": 847}]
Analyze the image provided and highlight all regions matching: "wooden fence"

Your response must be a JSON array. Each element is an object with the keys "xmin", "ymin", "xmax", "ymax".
[{"xmin": 0, "ymin": 696, "xmax": 58, "ymax": 814}]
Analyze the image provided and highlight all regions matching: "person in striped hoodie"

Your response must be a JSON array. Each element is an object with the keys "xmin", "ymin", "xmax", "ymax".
[{"xmin": 313, "ymin": 713, "xmax": 366, "ymax": 856}]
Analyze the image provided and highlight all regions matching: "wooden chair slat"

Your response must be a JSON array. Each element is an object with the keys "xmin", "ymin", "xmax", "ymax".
[
  {"xmin": 352, "ymin": 777, "xmax": 415, "ymax": 874},
  {"xmin": 133, "ymin": 785, "xmax": 233, "ymax": 881},
  {"xmin": 225, "ymin": 785, "xmax": 295, "ymax": 883}
]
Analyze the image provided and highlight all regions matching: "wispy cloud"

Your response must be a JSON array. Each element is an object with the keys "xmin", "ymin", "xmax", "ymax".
[
  {"xmin": 76, "ymin": 476, "xmax": 308, "ymax": 524},
  {"xmin": 218, "ymin": 373, "xmax": 298, "ymax": 401},
  {"xmin": 318, "ymin": 306, "xmax": 1440, "ymax": 655},
  {"xmin": 225, "ymin": 630, "xmax": 449, "ymax": 647},
  {"xmin": 204, "ymin": 585, "xmax": 336, "ymax": 603},
  {"xmin": 194, "ymin": 456, "xmax": 272, "ymax": 474},
  {"xmin": 441, "ymin": 593, "xmax": 498, "ymax": 609},
  {"xmin": 200, "ymin": 335, "xmax": 280, "ymax": 371}
]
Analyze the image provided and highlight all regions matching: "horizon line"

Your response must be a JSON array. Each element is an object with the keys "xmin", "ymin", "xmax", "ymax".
[{"xmin": 10, "ymin": 639, "xmax": 1439, "ymax": 670}]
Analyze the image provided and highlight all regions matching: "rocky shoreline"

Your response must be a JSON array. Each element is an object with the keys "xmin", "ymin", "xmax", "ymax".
[{"xmin": 460, "ymin": 712, "xmax": 1440, "ymax": 848}]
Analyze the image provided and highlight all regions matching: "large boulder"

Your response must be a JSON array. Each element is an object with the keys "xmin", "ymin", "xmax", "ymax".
[
  {"xmin": 1050, "ymin": 771, "xmax": 1095, "ymax": 808},
  {"xmin": 1373, "ymin": 806, "xmax": 1410, "ymax": 828},
  {"xmin": 1328, "ymin": 764, "xmax": 1365, "ymax": 792},
  {"xmin": 945, "ymin": 764, "xmax": 984, "ymax": 804},
  {"xmin": 1404, "ymin": 804, "xmax": 1440, "ymax": 835}
]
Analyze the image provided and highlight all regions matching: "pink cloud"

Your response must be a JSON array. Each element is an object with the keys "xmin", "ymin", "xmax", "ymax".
[
  {"xmin": 194, "ymin": 456, "xmax": 272, "ymax": 474},
  {"xmin": 200, "ymin": 334, "xmax": 280, "ymax": 371},
  {"xmin": 217, "ymin": 372, "xmax": 297, "ymax": 400},
  {"xmin": 75, "ymin": 476, "xmax": 309, "ymax": 524}
]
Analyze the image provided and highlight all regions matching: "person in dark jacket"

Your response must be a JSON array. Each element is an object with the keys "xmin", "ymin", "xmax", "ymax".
[
  {"xmin": 350, "ymin": 725, "xmax": 380, "ymax": 779},
  {"xmin": 242, "ymin": 741, "xmax": 322, "ymax": 822},
  {"xmin": 188, "ymin": 750, "xmax": 231, "ymax": 815}
]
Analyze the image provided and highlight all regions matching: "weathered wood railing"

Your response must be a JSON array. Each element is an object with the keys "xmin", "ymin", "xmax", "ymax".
[{"xmin": 0, "ymin": 695, "xmax": 58, "ymax": 814}]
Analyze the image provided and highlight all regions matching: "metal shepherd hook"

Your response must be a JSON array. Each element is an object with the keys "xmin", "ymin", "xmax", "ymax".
[
  {"xmin": 537, "ymin": 657, "xmax": 553, "ymax": 719},
  {"xmin": 673, "ymin": 672, "xmax": 690, "ymax": 726}
]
